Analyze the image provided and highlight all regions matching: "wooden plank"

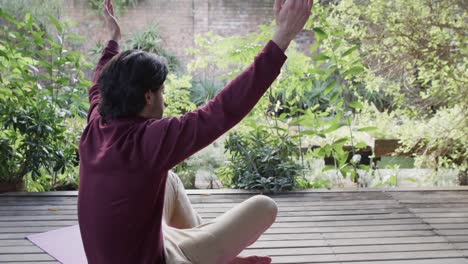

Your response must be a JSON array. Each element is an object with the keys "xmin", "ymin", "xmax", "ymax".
[
  {"xmin": 0, "ymin": 212, "xmax": 416, "ymax": 221},
  {"xmin": 0, "ymin": 221, "xmax": 78, "ymax": 227},
  {"xmin": 0, "ymin": 254, "xmax": 55, "ymax": 262},
  {"xmin": 0, "ymin": 245, "xmax": 44, "ymax": 254},
  {"xmin": 338, "ymin": 259, "xmax": 468, "ymax": 264},
  {"xmin": 202, "ymin": 208, "xmax": 410, "ymax": 218},
  {"xmin": 0, "ymin": 205, "xmax": 77, "ymax": 211},
  {"xmin": 192, "ymin": 204, "xmax": 406, "ymax": 213},
  {"xmin": 0, "ymin": 215, "xmax": 78, "ymax": 221},
  {"xmin": 2, "ymin": 188, "xmax": 467, "ymax": 197},
  {"xmin": 271, "ymin": 219, "xmax": 423, "ymax": 227},
  {"xmin": 264, "ymin": 224, "xmax": 433, "ymax": 234},
  {"xmin": 0, "ymin": 219, "xmax": 425, "ymax": 228},
  {"xmin": 439, "ymin": 230, "xmax": 468, "ymax": 236},
  {"xmin": 0, "ymin": 239, "xmax": 33, "ymax": 246},
  {"xmin": 397, "ymin": 200, "xmax": 468, "ymax": 204},
  {"xmin": 454, "ymin": 243, "xmax": 468, "ymax": 250},
  {"xmin": 0, "ymin": 213, "xmax": 418, "ymax": 222},
  {"xmin": 0, "ymin": 211, "xmax": 77, "ymax": 216},
  {"xmin": 0, "ymin": 199, "xmax": 401, "ymax": 207},
  {"xmin": 403, "ymin": 203, "xmax": 468, "ymax": 208},
  {"xmin": 445, "ymin": 236, "xmax": 468, "ymax": 242},
  {"xmin": 0, "ymin": 262, "xmax": 59, "ymax": 264},
  {"xmin": 257, "ymin": 230, "xmax": 437, "ymax": 241},
  {"xmin": 0, "ymin": 226, "xmax": 67, "ymax": 233},
  {"xmin": 0, "ymin": 208, "xmax": 409, "ymax": 217},
  {"xmin": 0, "ymin": 263, "xmax": 59, "ymax": 264},
  {"xmin": 251, "ymin": 236, "xmax": 448, "ymax": 248},
  {"xmin": 410, "ymin": 208, "xmax": 468, "ymax": 213},
  {"xmin": 0, "ymin": 233, "xmax": 31, "ymax": 240},
  {"xmin": 270, "ymin": 250, "xmax": 466, "ymax": 263},
  {"xmin": 416, "ymin": 213, "xmax": 468, "ymax": 218},
  {"xmin": 244, "ymin": 243, "xmax": 457, "ymax": 255},
  {"xmin": 431, "ymin": 224, "xmax": 468, "ymax": 229},
  {"xmin": 0, "ymin": 203, "xmax": 407, "ymax": 212},
  {"xmin": 425, "ymin": 218, "xmax": 468, "ymax": 224}
]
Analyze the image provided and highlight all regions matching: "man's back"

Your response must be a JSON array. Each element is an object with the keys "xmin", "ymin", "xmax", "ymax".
[{"xmin": 78, "ymin": 117, "xmax": 167, "ymax": 263}]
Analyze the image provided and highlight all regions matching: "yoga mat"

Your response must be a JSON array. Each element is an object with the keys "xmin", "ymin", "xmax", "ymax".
[{"xmin": 27, "ymin": 225, "xmax": 87, "ymax": 264}]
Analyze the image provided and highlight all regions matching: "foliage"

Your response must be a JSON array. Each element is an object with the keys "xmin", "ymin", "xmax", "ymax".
[
  {"xmin": 219, "ymin": 122, "xmax": 301, "ymax": 193},
  {"xmin": 124, "ymin": 23, "xmax": 179, "ymax": 71},
  {"xmin": 163, "ymin": 74, "xmax": 196, "ymax": 117},
  {"xmin": 0, "ymin": 9, "xmax": 90, "ymax": 190},
  {"xmin": 189, "ymin": 79, "xmax": 223, "ymax": 107},
  {"xmin": 172, "ymin": 162, "xmax": 196, "ymax": 189},
  {"xmin": 188, "ymin": 3, "xmax": 375, "ymax": 189},
  {"xmin": 397, "ymin": 106, "xmax": 467, "ymax": 174},
  {"xmin": 358, "ymin": 103, "xmax": 467, "ymax": 183},
  {"xmin": 0, "ymin": 0, "xmax": 63, "ymax": 35},
  {"xmin": 174, "ymin": 138, "xmax": 226, "ymax": 189},
  {"xmin": 325, "ymin": 0, "xmax": 467, "ymax": 115}
]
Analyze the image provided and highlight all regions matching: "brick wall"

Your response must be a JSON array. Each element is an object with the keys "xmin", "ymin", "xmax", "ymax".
[{"xmin": 64, "ymin": 0, "xmax": 313, "ymax": 65}]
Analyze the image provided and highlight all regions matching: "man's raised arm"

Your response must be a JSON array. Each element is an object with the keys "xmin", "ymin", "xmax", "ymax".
[
  {"xmin": 87, "ymin": 0, "xmax": 121, "ymax": 122},
  {"xmin": 144, "ymin": 0, "xmax": 314, "ymax": 170}
]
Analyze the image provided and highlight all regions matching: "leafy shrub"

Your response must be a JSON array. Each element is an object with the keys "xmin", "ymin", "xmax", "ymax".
[
  {"xmin": 219, "ymin": 123, "xmax": 301, "ymax": 193},
  {"xmin": 189, "ymin": 79, "xmax": 223, "ymax": 107},
  {"xmin": 172, "ymin": 162, "xmax": 196, "ymax": 189},
  {"xmin": 0, "ymin": 0, "xmax": 63, "ymax": 34},
  {"xmin": 324, "ymin": 0, "xmax": 467, "ymax": 115},
  {"xmin": 174, "ymin": 138, "xmax": 226, "ymax": 189},
  {"xmin": 0, "ymin": 9, "xmax": 90, "ymax": 190},
  {"xmin": 163, "ymin": 74, "xmax": 196, "ymax": 117},
  {"xmin": 124, "ymin": 24, "xmax": 179, "ymax": 71}
]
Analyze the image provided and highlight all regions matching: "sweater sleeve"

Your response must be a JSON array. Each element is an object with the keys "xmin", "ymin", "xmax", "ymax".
[
  {"xmin": 87, "ymin": 40, "xmax": 120, "ymax": 123},
  {"xmin": 143, "ymin": 40, "xmax": 287, "ymax": 171}
]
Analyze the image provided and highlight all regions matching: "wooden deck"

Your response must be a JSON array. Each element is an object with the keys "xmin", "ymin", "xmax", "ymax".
[{"xmin": 1, "ymin": 188, "xmax": 468, "ymax": 263}]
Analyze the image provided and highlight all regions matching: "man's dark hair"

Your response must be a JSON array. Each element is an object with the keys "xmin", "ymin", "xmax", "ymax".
[{"xmin": 98, "ymin": 50, "xmax": 168, "ymax": 123}]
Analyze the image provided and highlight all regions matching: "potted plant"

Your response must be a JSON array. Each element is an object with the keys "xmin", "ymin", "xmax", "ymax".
[
  {"xmin": 0, "ymin": 101, "xmax": 79, "ymax": 193},
  {"xmin": 0, "ymin": 9, "xmax": 87, "ymax": 192}
]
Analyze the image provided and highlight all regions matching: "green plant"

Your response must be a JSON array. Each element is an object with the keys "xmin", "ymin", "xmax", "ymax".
[
  {"xmin": 0, "ymin": 0, "xmax": 63, "ymax": 35},
  {"xmin": 174, "ymin": 138, "xmax": 227, "ymax": 189},
  {"xmin": 163, "ymin": 74, "xmax": 196, "ymax": 117},
  {"xmin": 397, "ymin": 106, "xmax": 467, "ymax": 184},
  {"xmin": 186, "ymin": 1, "xmax": 466, "ymax": 189},
  {"xmin": 0, "ymin": 9, "xmax": 90, "ymax": 190},
  {"xmin": 187, "ymin": 3, "xmax": 373, "ymax": 189},
  {"xmin": 173, "ymin": 162, "xmax": 196, "ymax": 189},
  {"xmin": 220, "ymin": 123, "xmax": 301, "ymax": 193},
  {"xmin": 189, "ymin": 79, "xmax": 223, "ymax": 106},
  {"xmin": 124, "ymin": 23, "xmax": 179, "ymax": 71},
  {"xmin": 325, "ymin": 0, "xmax": 467, "ymax": 116}
]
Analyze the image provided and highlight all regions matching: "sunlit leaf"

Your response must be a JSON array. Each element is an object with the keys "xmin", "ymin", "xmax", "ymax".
[{"xmin": 313, "ymin": 27, "xmax": 328, "ymax": 39}]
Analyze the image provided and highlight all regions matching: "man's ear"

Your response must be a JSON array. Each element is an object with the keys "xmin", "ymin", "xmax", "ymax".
[{"xmin": 144, "ymin": 90, "xmax": 154, "ymax": 105}]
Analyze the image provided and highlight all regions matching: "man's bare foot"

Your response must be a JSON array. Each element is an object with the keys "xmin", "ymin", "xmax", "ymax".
[{"xmin": 230, "ymin": 255, "xmax": 272, "ymax": 264}]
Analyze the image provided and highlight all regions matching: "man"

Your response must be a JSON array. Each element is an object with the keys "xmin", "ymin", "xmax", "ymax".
[{"xmin": 78, "ymin": 0, "xmax": 313, "ymax": 263}]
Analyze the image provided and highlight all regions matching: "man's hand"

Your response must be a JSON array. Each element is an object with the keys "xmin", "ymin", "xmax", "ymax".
[
  {"xmin": 272, "ymin": 0, "xmax": 313, "ymax": 51},
  {"xmin": 102, "ymin": 0, "xmax": 121, "ymax": 42}
]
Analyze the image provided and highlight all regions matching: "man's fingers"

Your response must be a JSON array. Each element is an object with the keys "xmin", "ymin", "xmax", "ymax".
[{"xmin": 274, "ymin": 0, "xmax": 282, "ymax": 15}]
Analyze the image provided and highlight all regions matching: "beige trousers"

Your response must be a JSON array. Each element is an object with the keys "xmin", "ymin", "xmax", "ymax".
[{"xmin": 163, "ymin": 171, "xmax": 278, "ymax": 264}]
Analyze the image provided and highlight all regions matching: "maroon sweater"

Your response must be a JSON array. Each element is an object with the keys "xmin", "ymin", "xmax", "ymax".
[{"xmin": 78, "ymin": 40, "xmax": 286, "ymax": 263}]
